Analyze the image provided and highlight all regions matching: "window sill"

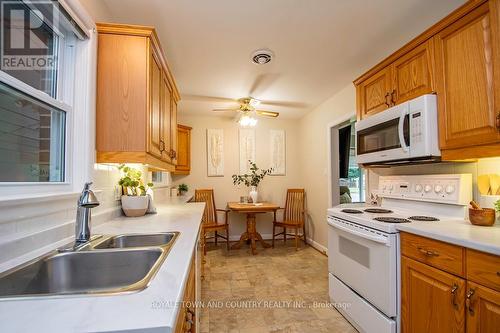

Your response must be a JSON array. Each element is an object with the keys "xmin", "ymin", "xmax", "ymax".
[{"xmin": 0, "ymin": 190, "xmax": 102, "ymax": 207}]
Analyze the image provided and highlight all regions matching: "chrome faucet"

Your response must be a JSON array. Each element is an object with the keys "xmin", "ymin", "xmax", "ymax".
[{"xmin": 75, "ymin": 182, "xmax": 100, "ymax": 246}]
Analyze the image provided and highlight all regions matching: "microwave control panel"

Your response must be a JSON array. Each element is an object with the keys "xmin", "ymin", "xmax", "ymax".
[{"xmin": 378, "ymin": 174, "xmax": 472, "ymax": 205}]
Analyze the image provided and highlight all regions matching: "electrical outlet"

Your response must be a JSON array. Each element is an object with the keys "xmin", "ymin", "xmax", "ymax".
[{"xmin": 114, "ymin": 185, "xmax": 122, "ymax": 201}]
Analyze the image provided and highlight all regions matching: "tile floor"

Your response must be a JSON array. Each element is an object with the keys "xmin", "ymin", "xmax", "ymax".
[{"xmin": 200, "ymin": 241, "xmax": 357, "ymax": 333}]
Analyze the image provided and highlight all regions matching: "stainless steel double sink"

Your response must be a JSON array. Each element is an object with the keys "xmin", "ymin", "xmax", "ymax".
[{"xmin": 0, "ymin": 232, "xmax": 178, "ymax": 299}]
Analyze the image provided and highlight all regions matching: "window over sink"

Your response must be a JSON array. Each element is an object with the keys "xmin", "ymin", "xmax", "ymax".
[{"xmin": 0, "ymin": 0, "xmax": 90, "ymax": 196}]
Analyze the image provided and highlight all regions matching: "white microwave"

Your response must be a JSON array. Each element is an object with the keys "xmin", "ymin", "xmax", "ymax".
[{"xmin": 355, "ymin": 94, "xmax": 440, "ymax": 165}]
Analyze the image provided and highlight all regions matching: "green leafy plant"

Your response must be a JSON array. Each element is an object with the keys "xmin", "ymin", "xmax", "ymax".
[
  {"xmin": 495, "ymin": 199, "xmax": 500, "ymax": 212},
  {"xmin": 232, "ymin": 161, "xmax": 273, "ymax": 187},
  {"xmin": 117, "ymin": 164, "xmax": 153, "ymax": 196},
  {"xmin": 178, "ymin": 183, "xmax": 188, "ymax": 194}
]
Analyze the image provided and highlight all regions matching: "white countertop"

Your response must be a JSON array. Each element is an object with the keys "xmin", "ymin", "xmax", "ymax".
[
  {"xmin": 396, "ymin": 220, "xmax": 500, "ymax": 255},
  {"xmin": 0, "ymin": 194, "xmax": 205, "ymax": 333}
]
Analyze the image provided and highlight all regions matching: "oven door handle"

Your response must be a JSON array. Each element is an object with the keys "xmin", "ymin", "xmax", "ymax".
[
  {"xmin": 398, "ymin": 112, "xmax": 409, "ymax": 152},
  {"xmin": 328, "ymin": 218, "xmax": 389, "ymax": 245}
]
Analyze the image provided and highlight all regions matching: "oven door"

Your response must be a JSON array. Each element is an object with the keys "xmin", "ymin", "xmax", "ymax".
[
  {"xmin": 327, "ymin": 216, "xmax": 397, "ymax": 317},
  {"xmin": 356, "ymin": 102, "xmax": 410, "ymax": 164}
]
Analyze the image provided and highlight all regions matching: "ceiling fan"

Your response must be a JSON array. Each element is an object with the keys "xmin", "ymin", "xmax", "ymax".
[{"xmin": 212, "ymin": 97, "xmax": 280, "ymax": 118}]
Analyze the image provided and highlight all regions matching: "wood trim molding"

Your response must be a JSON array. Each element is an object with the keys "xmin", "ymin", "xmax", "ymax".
[
  {"xmin": 96, "ymin": 151, "xmax": 175, "ymax": 172},
  {"xmin": 96, "ymin": 22, "xmax": 181, "ymax": 101},
  {"xmin": 442, "ymin": 144, "xmax": 500, "ymax": 161},
  {"xmin": 353, "ymin": 0, "xmax": 487, "ymax": 85}
]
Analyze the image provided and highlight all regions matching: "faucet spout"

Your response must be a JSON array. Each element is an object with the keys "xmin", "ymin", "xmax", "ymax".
[{"xmin": 75, "ymin": 182, "xmax": 100, "ymax": 245}]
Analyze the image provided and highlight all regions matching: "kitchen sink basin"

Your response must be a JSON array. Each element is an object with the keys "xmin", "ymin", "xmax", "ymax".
[
  {"xmin": 0, "ymin": 232, "xmax": 179, "ymax": 299},
  {"xmin": 93, "ymin": 232, "xmax": 176, "ymax": 249}
]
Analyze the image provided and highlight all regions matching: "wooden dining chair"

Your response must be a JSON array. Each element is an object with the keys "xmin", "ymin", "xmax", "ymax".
[
  {"xmin": 194, "ymin": 189, "xmax": 230, "ymax": 254},
  {"xmin": 272, "ymin": 189, "xmax": 306, "ymax": 250}
]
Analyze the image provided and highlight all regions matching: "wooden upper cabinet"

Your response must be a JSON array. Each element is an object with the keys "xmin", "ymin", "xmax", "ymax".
[
  {"xmin": 170, "ymin": 99, "xmax": 178, "ymax": 165},
  {"xmin": 96, "ymin": 23, "xmax": 180, "ymax": 171},
  {"xmin": 402, "ymin": 256, "xmax": 466, "ymax": 333},
  {"xmin": 161, "ymin": 72, "xmax": 172, "ymax": 162},
  {"xmin": 174, "ymin": 124, "xmax": 192, "ymax": 175},
  {"xmin": 149, "ymin": 50, "xmax": 163, "ymax": 160},
  {"xmin": 466, "ymin": 281, "xmax": 500, "ymax": 333},
  {"xmin": 392, "ymin": 40, "xmax": 435, "ymax": 105},
  {"xmin": 356, "ymin": 66, "xmax": 392, "ymax": 119},
  {"xmin": 355, "ymin": 41, "xmax": 435, "ymax": 120},
  {"xmin": 434, "ymin": 1, "xmax": 500, "ymax": 153}
]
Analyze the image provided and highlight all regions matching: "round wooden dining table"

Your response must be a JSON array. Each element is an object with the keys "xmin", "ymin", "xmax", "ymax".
[{"xmin": 227, "ymin": 202, "xmax": 279, "ymax": 255}]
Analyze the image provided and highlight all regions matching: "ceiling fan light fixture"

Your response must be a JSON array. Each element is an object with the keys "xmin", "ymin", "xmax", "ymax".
[
  {"xmin": 249, "ymin": 98, "xmax": 260, "ymax": 108},
  {"xmin": 238, "ymin": 114, "xmax": 258, "ymax": 127},
  {"xmin": 251, "ymin": 49, "xmax": 274, "ymax": 65}
]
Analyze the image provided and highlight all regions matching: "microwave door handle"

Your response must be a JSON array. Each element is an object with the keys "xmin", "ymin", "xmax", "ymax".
[
  {"xmin": 328, "ymin": 219, "xmax": 389, "ymax": 245},
  {"xmin": 399, "ymin": 112, "xmax": 409, "ymax": 152}
]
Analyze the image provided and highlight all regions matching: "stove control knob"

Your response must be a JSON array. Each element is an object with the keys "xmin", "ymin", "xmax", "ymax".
[
  {"xmin": 424, "ymin": 185, "xmax": 432, "ymax": 193},
  {"xmin": 445, "ymin": 185, "xmax": 455, "ymax": 194},
  {"xmin": 415, "ymin": 184, "xmax": 423, "ymax": 193},
  {"xmin": 434, "ymin": 185, "xmax": 443, "ymax": 194}
]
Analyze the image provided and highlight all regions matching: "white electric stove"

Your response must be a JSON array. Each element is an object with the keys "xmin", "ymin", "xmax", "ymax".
[{"xmin": 327, "ymin": 174, "xmax": 472, "ymax": 333}]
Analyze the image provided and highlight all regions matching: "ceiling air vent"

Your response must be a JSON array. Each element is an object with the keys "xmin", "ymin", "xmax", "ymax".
[{"xmin": 251, "ymin": 49, "xmax": 274, "ymax": 65}]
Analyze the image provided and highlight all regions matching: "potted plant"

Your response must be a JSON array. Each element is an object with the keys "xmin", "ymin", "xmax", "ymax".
[
  {"xmin": 178, "ymin": 183, "xmax": 188, "ymax": 196},
  {"xmin": 118, "ymin": 164, "xmax": 153, "ymax": 217},
  {"xmin": 232, "ymin": 161, "xmax": 273, "ymax": 203}
]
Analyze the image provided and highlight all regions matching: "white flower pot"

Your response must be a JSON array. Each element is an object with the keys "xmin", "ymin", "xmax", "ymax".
[
  {"xmin": 121, "ymin": 195, "xmax": 149, "ymax": 217},
  {"xmin": 249, "ymin": 186, "xmax": 258, "ymax": 204}
]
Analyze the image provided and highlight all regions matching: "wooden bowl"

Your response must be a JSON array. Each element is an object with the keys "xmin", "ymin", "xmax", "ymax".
[{"xmin": 469, "ymin": 208, "xmax": 496, "ymax": 226}]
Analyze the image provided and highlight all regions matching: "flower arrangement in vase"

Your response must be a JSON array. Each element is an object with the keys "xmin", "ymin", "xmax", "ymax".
[{"xmin": 232, "ymin": 161, "xmax": 273, "ymax": 203}]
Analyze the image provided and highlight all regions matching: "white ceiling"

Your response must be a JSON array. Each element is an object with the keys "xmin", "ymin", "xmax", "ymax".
[{"xmin": 99, "ymin": 0, "xmax": 465, "ymax": 118}]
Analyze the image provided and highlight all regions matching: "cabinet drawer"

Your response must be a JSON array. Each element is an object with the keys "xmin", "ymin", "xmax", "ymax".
[
  {"xmin": 467, "ymin": 249, "xmax": 500, "ymax": 292},
  {"xmin": 401, "ymin": 232, "xmax": 465, "ymax": 277}
]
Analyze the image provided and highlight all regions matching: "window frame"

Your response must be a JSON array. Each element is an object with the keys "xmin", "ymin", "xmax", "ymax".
[{"xmin": 0, "ymin": 0, "xmax": 92, "ymax": 199}]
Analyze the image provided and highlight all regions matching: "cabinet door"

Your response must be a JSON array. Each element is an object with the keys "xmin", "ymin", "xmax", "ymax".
[
  {"xmin": 356, "ymin": 66, "xmax": 392, "ymax": 119},
  {"xmin": 466, "ymin": 281, "xmax": 500, "ymax": 333},
  {"xmin": 148, "ymin": 50, "xmax": 162, "ymax": 159},
  {"xmin": 434, "ymin": 1, "xmax": 500, "ymax": 150},
  {"xmin": 161, "ymin": 72, "xmax": 172, "ymax": 162},
  {"xmin": 392, "ymin": 40, "xmax": 434, "ymax": 105},
  {"xmin": 170, "ymin": 98, "xmax": 178, "ymax": 165},
  {"xmin": 402, "ymin": 256, "xmax": 465, "ymax": 333},
  {"xmin": 175, "ymin": 125, "xmax": 191, "ymax": 174}
]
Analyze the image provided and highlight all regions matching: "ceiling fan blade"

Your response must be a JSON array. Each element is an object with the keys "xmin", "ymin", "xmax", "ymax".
[
  {"xmin": 183, "ymin": 94, "xmax": 238, "ymax": 103},
  {"xmin": 256, "ymin": 110, "xmax": 279, "ymax": 118},
  {"xmin": 260, "ymin": 100, "xmax": 308, "ymax": 108},
  {"xmin": 248, "ymin": 73, "xmax": 280, "ymax": 96},
  {"xmin": 212, "ymin": 108, "xmax": 238, "ymax": 112}
]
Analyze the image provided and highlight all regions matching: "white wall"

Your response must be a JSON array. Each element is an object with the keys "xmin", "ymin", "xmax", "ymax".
[
  {"xmin": 173, "ymin": 114, "xmax": 301, "ymax": 240},
  {"xmin": 297, "ymin": 85, "xmax": 356, "ymax": 249}
]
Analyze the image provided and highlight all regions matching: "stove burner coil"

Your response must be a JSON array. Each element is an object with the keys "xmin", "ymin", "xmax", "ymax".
[
  {"xmin": 365, "ymin": 208, "xmax": 393, "ymax": 214},
  {"xmin": 341, "ymin": 209, "xmax": 363, "ymax": 214},
  {"xmin": 373, "ymin": 217, "xmax": 411, "ymax": 223},
  {"xmin": 408, "ymin": 216, "xmax": 440, "ymax": 221}
]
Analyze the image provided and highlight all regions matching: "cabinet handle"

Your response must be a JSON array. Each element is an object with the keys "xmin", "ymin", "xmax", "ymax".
[
  {"xmin": 390, "ymin": 89, "xmax": 397, "ymax": 106},
  {"xmin": 159, "ymin": 140, "xmax": 165, "ymax": 152},
  {"xmin": 451, "ymin": 284, "xmax": 458, "ymax": 309},
  {"xmin": 384, "ymin": 92, "xmax": 391, "ymax": 107},
  {"xmin": 496, "ymin": 113, "xmax": 500, "ymax": 131},
  {"xmin": 466, "ymin": 288, "xmax": 475, "ymax": 315},
  {"xmin": 417, "ymin": 247, "xmax": 439, "ymax": 257},
  {"xmin": 497, "ymin": 271, "xmax": 500, "ymax": 276}
]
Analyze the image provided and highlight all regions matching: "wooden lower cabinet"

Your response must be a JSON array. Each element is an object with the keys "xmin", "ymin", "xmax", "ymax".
[
  {"xmin": 402, "ymin": 232, "xmax": 500, "ymax": 333},
  {"xmin": 466, "ymin": 281, "xmax": 500, "ymax": 333},
  {"xmin": 175, "ymin": 256, "xmax": 196, "ymax": 333},
  {"xmin": 402, "ymin": 256, "xmax": 465, "ymax": 333}
]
